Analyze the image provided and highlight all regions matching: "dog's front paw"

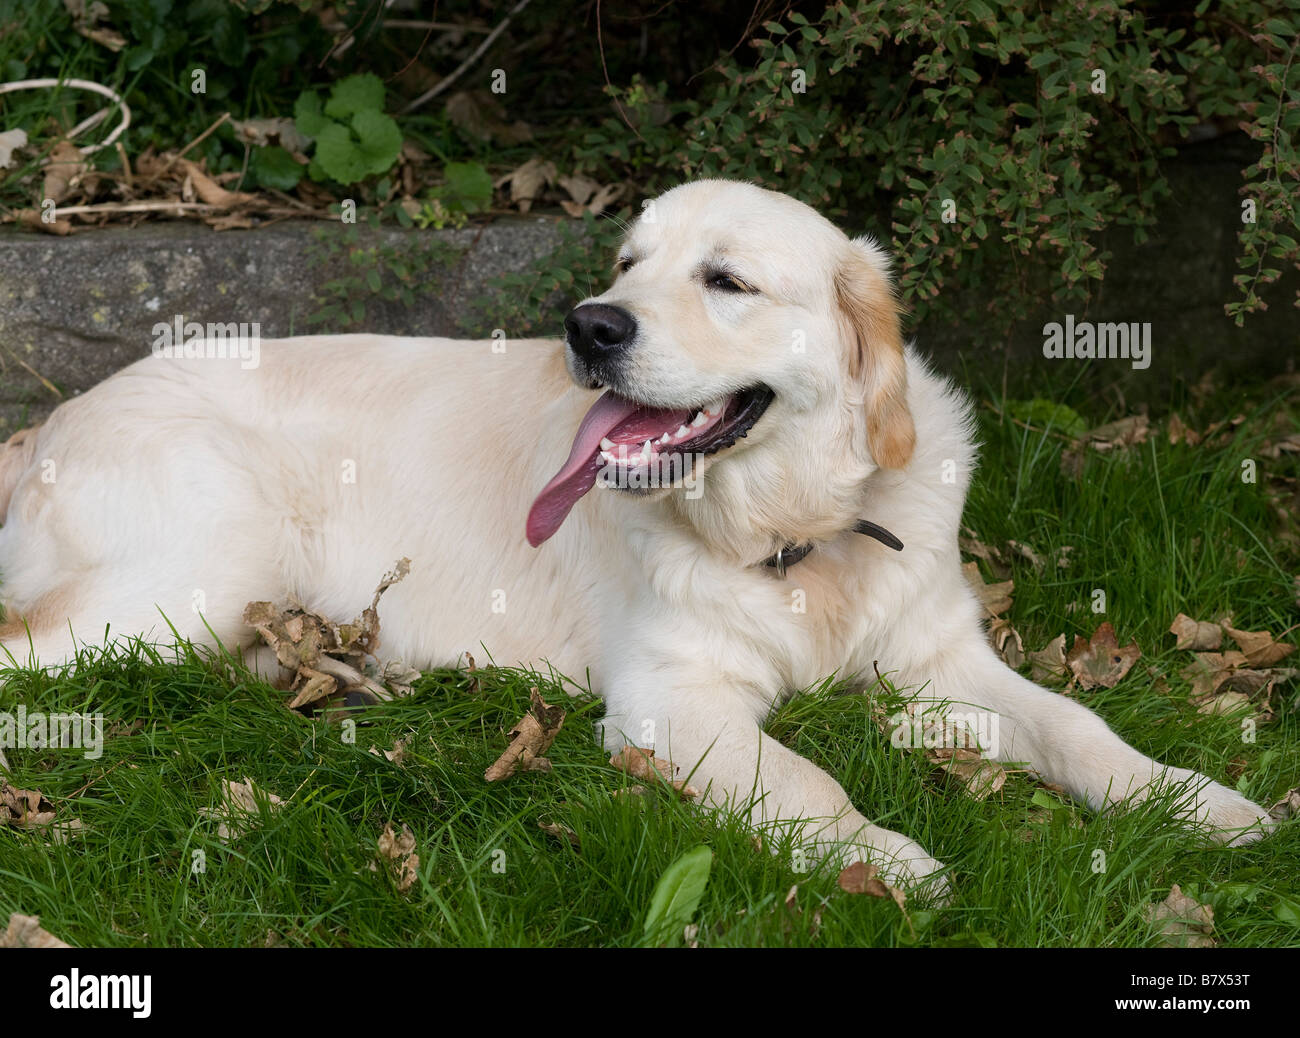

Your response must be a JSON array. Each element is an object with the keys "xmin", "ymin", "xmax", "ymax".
[
  {"xmin": 1164, "ymin": 768, "xmax": 1275, "ymax": 846},
  {"xmin": 829, "ymin": 824, "xmax": 952, "ymax": 905}
]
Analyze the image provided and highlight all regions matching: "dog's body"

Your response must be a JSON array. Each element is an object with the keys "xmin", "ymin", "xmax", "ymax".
[{"xmin": 0, "ymin": 181, "xmax": 1273, "ymax": 892}]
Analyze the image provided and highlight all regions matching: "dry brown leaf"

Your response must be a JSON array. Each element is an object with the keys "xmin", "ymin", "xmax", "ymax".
[
  {"xmin": 1222, "ymin": 625, "xmax": 1295, "ymax": 668},
  {"xmin": 837, "ymin": 862, "xmax": 907, "ymax": 911},
  {"xmin": 494, "ymin": 157, "xmax": 556, "ymax": 214},
  {"xmin": 64, "ymin": 0, "xmax": 126, "ymax": 51},
  {"xmin": 609, "ymin": 746, "xmax": 701, "ymax": 798},
  {"xmin": 1196, "ymin": 690, "xmax": 1253, "ymax": 716},
  {"xmin": 200, "ymin": 777, "xmax": 285, "ymax": 843},
  {"xmin": 1, "ymin": 913, "xmax": 71, "ymax": 948},
  {"xmin": 1260, "ymin": 432, "xmax": 1300, "ymax": 459},
  {"xmin": 446, "ymin": 90, "xmax": 532, "ymax": 145},
  {"xmin": 988, "ymin": 616, "xmax": 1024, "ymax": 668},
  {"xmin": 377, "ymin": 822, "xmax": 419, "ymax": 892},
  {"xmin": 1268, "ymin": 787, "xmax": 1300, "ymax": 821},
  {"xmin": 959, "ymin": 530, "xmax": 1011, "ymax": 577},
  {"xmin": 932, "ymin": 746, "xmax": 1008, "ymax": 800},
  {"xmin": 1028, "ymin": 633, "xmax": 1069, "ymax": 684},
  {"xmin": 368, "ymin": 738, "xmax": 407, "ymax": 766},
  {"xmin": 1144, "ymin": 885, "xmax": 1215, "ymax": 948},
  {"xmin": 961, "ymin": 561, "xmax": 1014, "ymax": 617},
  {"xmin": 1201, "ymin": 414, "xmax": 1246, "ymax": 444},
  {"xmin": 1062, "ymin": 416, "xmax": 1150, "ymax": 477},
  {"xmin": 1066, "ymin": 622, "xmax": 1141, "ymax": 689},
  {"xmin": 484, "ymin": 687, "xmax": 565, "ymax": 781},
  {"xmin": 1006, "ymin": 540, "xmax": 1044, "ymax": 571},
  {"xmin": 229, "ymin": 116, "xmax": 312, "ymax": 154},
  {"xmin": 583, "ymin": 182, "xmax": 624, "ymax": 215},
  {"xmin": 177, "ymin": 158, "xmax": 254, "ymax": 209},
  {"xmin": 557, "ymin": 173, "xmax": 600, "ymax": 207},
  {"xmin": 285, "ymin": 666, "xmax": 338, "ymax": 710},
  {"xmin": 538, "ymin": 820, "xmax": 580, "ymax": 848},
  {"xmin": 1167, "ymin": 413, "xmax": 1202, "ymax": 446},
  {"xmin": 42, "ymin": 139, "xmax": 87, "ymax": 205},
  {"xmin": 1170, "ymin": 613, "xmax": 1223, "ymax": 651},
  {"xmin": 1, "ymin": 782, "xmax": 57, "ymax": 827},
  {"xmin": 1086, "ymin": 414, "xmax": 1151, "ymax": 451}
]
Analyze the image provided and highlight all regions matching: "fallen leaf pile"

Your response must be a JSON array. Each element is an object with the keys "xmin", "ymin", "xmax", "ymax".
[
  {"xmin": 893, "ymin": 702, "xmax": 1008, "ymax": 800},
  {"xmin": 199, "ymin": 777, "xmax": 285, "ymax": 844},
  {"xmin": 1144, "ymin": 884, "xmax": 1216, "ymax": 948},
  {"xmin": 376, "ymin": 822, "xmax": 419, "ymax": 893},
  {"xmin": 484, "ymin": 687, "xmax": 565, "ymax": 781},
  {"xmin": 869, "ymin": 688, "xmax": 1008, "ymax": 802},
  {"xmin": 244, "ymin": 557, "xmax": 415, "ymax": 716},
  {"xmin": 1170, "ymin": 613, "xmax": 1295, "ymax": 722},
  {"xmin": 0, "ymin": 913, "xmax": 71, "ymax": 948},
  {"xmin": 608, "ymin": 746, "xmax": 701, "ymax": 799},
  {"xmin": 1, "ymin": 781, "xmax": 85, "ymax": 843}
]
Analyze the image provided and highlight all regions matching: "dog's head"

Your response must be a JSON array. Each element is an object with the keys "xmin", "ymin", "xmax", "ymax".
[{"xmin": 527, "ymin": 179, "xmax": 914, "ymax": 553}]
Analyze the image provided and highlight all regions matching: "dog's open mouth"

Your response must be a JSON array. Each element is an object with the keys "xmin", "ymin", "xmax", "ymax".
[{"xmin": 526, "ymin": 385, "xmax": 773, "ymax": 546}]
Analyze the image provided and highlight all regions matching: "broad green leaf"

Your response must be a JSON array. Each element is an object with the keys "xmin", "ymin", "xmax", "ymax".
[
  {"xmin": 643, "ymin": 845, "xmax": 712, "ymax": 947},
  {"xmin": 326, "ymin": 72, "xmax": 386, "ymax": 119}
]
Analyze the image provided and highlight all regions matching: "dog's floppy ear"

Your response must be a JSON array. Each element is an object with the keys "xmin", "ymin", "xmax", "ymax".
[{"xmin": 835, "ymin": 238, "xmax": 915, "ymax": 469}]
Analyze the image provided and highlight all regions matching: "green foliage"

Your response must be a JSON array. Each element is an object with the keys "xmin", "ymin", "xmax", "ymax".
[
  {"xmin": 642, "ymin": 845, "xmax": 713, "ymax": 947},
  {"xmin": 248, "ymin": 145, "xmax": 303, "ymax": 191},
  {"xmin": 305, "ymin": 217, "xmax": 465, "ymax": 330},
  {"xmin": 296, "ymin": 75, "xmax": 403, "ymax": 186},
  {"xmin": 411, "ymin": 161, "xmax": 495, "ymax": 229},
  {"xmin": 465, "ymin": 209, "xmax": 626, "ymax": 338},
  {"xmin": 565, "ymin": 0, "xmax": 1300, "ymax": 328}
]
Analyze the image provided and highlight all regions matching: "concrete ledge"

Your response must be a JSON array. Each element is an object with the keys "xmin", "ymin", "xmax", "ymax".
[{"xmin": 0, "ymin": 217, "xmax": 569, "ymax": 433}]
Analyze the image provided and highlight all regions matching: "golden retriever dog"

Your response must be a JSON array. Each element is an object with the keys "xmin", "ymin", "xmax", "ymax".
[{"xmin": 0, "ymin": 180, "xmax": 1273, "ymax": 895}]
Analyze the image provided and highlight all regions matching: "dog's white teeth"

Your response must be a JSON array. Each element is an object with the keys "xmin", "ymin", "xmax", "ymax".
[
  {"xmin": 675, "ymin": 425, "xmax": 691, "ymax": 439},
  {"xmin": 640, "ymin": 440, "xmax": 653, "ymax": 461},
  {"xmin": 658, "ymin": 433, "xmax": 671, "ymax": 445},
  {"xmin": 600, "ymin": 437, "xmax": 615, "ymax": 451},
  {"xmin": 704, "ymin": 400, "xmax": 723, "ymax": 418},
  {"xmin": 691, "ymin": 411, "xmax": 708, "ymax": 427}
]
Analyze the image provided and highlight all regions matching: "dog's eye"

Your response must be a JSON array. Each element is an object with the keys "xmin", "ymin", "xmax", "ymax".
[
  {"xmin": 706, "ymin": 272, "xmax": 749, "ymax": 293},
  {"xmin": 615, "ymin": 257, "xmax": 636, "ymax": 275}
]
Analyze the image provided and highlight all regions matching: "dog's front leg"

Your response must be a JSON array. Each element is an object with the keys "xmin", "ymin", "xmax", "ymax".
[{"xmin": 598, "ymin": 666, "xmax": 949, "ymax": 897}]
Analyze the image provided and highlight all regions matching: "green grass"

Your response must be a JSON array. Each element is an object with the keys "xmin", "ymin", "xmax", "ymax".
[{"xmin": 1, "ymin": 366, "xmax": 1297, "ymax": 948}]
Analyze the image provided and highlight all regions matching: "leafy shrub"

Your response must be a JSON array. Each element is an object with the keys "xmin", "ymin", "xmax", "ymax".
[{"xmin": 567, "ymin": 0, "xmax": 1299, "ymax": 328}]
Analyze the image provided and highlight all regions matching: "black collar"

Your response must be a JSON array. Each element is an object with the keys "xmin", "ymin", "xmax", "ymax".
[{"xmin": 762, "ymin": 520, "xmax": 903, "ymax": 577}]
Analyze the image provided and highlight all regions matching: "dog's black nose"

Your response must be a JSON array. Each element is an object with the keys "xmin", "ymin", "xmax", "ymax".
[{"xmin": 564, "ymin": 303, "xmax": 636, "ymax": 364}]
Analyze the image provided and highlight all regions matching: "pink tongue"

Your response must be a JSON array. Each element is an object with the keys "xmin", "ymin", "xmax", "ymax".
[{"xmin": 526, "ymin": 391, "xmax": 686, "ymax": 546}]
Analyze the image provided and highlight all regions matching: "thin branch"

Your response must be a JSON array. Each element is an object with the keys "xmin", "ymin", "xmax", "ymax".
[{"xmin": 400, "ymin": 0, "xmax": 533, "ymax": 114}]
